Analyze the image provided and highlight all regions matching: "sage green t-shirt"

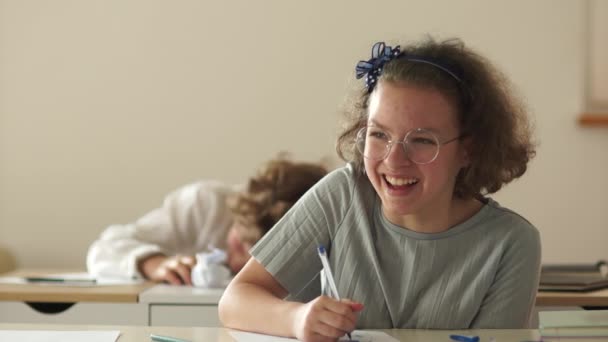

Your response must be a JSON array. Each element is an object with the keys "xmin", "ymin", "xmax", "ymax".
[{"xmin": 250, "ymin": 164, "xmax": 541, "ymax": 329}]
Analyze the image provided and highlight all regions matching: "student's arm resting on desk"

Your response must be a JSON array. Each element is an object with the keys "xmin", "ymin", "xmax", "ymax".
[
  {"xmin": 470, "ymin": 220, "xmax": 541, "ymax": 328},
  {"xmin": 219, "ymin": 258, "xmax": 360, "ymax": 341},
  {"xmin": 86, "ymin": 181, "xmax": 234, "ymax": 282},
  {"xmin": 219, "ymin": 167, "xmax": 362, "ymax": 340}
]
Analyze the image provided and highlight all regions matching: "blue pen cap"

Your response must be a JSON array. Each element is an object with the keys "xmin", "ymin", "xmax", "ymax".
[
  {"xmin": 317, "ymin": 245, "xmax": 326, "ymax": 254},
  {"xmin": 449, "ymin": 335, "xmax": 480, "ymax": 342}
]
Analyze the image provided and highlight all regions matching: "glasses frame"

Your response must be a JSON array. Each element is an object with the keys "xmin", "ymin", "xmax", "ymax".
[{"xmin": 355, "ymin": 126, "xmax": 463, "ymax": 165}]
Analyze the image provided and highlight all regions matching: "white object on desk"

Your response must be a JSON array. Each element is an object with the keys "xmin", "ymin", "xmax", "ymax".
[
  {"xmin": 191, "ymin": 249, "xmax": 232, "ymax": 288},
  {"xmin": 0, "ymin": 330, "xmax": 120, "ymax": 342}
]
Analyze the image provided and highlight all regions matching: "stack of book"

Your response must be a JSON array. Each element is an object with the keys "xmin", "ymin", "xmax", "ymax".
[
  {"xmin": 539, "ymin": 260, "xmax": 608, "ymax": 292},
  {"xmin": 539, "ymin": 310, "xmax": 608, "ymax": 338}
]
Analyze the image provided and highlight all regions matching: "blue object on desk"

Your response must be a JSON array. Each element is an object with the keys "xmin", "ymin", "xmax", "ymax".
[
  {"xmin": 450, "ymin": 334, "xmax": 480, "ymax": 342},
  {"xmin": 150, "ymin": 333, "xmax": 191, "ymax": 342}
]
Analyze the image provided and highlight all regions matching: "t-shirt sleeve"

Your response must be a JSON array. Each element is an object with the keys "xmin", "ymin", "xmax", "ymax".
[
  {"xmin": 250, "ymin": 165, "xmax": 355, "ymax": 297},
  {"xmin": 470, "ymin": 219, "xmax": 541, "ymax": 328}
]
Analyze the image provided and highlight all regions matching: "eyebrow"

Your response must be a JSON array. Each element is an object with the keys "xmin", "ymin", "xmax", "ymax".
[{"xmin": 367, "ymin": 119, "xmax": 442, "ymax": 134}]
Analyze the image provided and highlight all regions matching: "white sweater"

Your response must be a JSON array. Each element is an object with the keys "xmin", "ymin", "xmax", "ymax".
[{"xmin": 87, "ymin": 180, "xmax": 236, "ymax": 279}]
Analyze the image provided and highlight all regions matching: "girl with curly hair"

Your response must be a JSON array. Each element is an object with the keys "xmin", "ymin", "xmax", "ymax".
[{"xmin": 220, "ymin": 38, "xmax": 540, "ymax": 338}]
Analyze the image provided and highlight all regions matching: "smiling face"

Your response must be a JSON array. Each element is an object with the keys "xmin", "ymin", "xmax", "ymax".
[{"xmin": 364, "ymin": 81, "xmax": 469, "ymax": 229}]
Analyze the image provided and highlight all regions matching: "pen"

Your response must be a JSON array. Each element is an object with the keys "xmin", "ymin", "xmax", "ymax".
[
  {"xmin": 317, "ymin": 245, "xmax": 352, "ymax": 340},
  {"xmin": 25, "ymin": 277, "xmax": 97, "ymax": 284},
  {"xmin": 449, "ymin": 334, "xmax": 480, "ymax": 342},
  {"xmin": 150, "ymin": 333, "xmax": 191, "ymax": 342}
]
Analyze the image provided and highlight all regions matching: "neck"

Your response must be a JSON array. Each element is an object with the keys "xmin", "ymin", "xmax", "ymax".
[{"xmin": 384, "ymin": 197, "xmax": 482, "ymax": 234}]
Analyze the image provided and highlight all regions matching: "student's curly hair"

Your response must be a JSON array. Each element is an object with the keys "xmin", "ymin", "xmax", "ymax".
[
  {"xmin": 336, "ymin": 37, "xmax": 536, "ymax": 198},
  {"xmin": 228, "ymin": 156, "xmax": 328, "ymax": 244}
]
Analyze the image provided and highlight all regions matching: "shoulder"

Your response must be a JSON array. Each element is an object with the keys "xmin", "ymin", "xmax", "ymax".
[
  {"xmin": 484, "ymin": 198, "xmax": 537, "ymax": 231},
  {"xmin": 312, "ymin": 163, "xmax": 366, "ymax": 196},
  {"xmin": 303, "ymin": 163, "xmax": 376, "ymax": 229},
  {"xmin": 481, "ymin": 198, "xmax": 540, "ymax": 250},
  {"xmin": 302, "ymin": 163, "xmax": 376, "ymax": 214}
]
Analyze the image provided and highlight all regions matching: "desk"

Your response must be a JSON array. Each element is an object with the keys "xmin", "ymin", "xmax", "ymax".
[
  {"xmin": 0, "ymin": 270, "xmax": 224, "ymax": 327},
  {"xmin": 0, "ymin": 324, "xmax": 551, "ymax": 342},
  {"xmin": 139, "ymin": 284, "xmax": 224, "ymax": 327},
  {"xmin": 0, "ymin": 269, "xmax": 224, "ymax": 327},
  {"xmin": 3, "ymin": 269, "xmax": 608, "ymax": 327},
  {"xmin": 536, "ymin": 288, "xmax": 608, "ymax": 307},
  {"xmin": 0, "ymin": 270, "xmax": 154, "ymax": 325}
]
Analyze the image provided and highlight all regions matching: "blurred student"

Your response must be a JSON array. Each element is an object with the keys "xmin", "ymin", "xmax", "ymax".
[{"xmin": 87, "ymin": 156, "xmax": 327, "ymax": 286}]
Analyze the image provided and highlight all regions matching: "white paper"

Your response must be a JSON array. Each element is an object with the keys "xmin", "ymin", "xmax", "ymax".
[
  {"xmin": 0, "ymin": 330, "xmax": 120, "ymax": 342},
  {"xmin": 0, "ymin": 276, "xmax": 27, "ymax": 284},
  {"xmin": 229, "ymin": 330, "xmax": 399, "ymax": 342}
]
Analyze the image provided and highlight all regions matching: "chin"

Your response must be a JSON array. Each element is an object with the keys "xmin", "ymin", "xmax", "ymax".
[{"xmin": 379, "ymin": 197, "xmax": 410, "ymax": 212}]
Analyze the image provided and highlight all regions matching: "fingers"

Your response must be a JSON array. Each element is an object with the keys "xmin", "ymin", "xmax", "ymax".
[
  {"xmin": 179, "ymin": 255, "xmax": 196, "ymax": 266},
  {"xmin": 160, "ymin": 267, "xmax": 184, "ymax": 285},
  {"xmin": 311, "ymin": 332, "xmax": 346, "ymax": 342},
  {"xmin": 342, "ymin": 299, "xmax": 365, "ymax": 312},
  {"xmin": 324, "ymin": 298, "xmax": 359, "ymax": 325},
  {"xmin": 313, "ymin": 297, "xmax": 359, "ymax": 338},
  {"xmin": 169, "ymin": 255, "xmax": 195, "ymax": 285},
  {"xmin": 155, "ymin": 255, "xmax": 196, "ymax": 285},
  {"xmin": 316, "ymin": 316, "xmax": 354, "ymax": 339},
  {"xmin": 317, "ymin": 308, "xmax": 356, "ymax": 336}
]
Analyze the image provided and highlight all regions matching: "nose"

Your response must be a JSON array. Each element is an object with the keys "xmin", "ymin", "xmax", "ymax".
[{"xmin": 385, "ymin": 141, "xmax": 412, "ymax": 166}]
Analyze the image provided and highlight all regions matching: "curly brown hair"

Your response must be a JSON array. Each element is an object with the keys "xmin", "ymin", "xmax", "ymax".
[
  {"xmin": 337, "ymin": 37, "xmax": 536, "ymax": 198},
  {"xmin": 228, "ymin": 155, "xmax": 328, "ymax": 244}
]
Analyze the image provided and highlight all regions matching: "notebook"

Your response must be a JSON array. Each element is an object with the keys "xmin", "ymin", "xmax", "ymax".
[
  {"xmin": 539, "ymin": 310, "xmax": 608, "ymax": 337},
  {"xmin": 539, "ymin": 273, "xmax": 608, "ymax": 292},
  {"xmin": 541, "ymin": 260, "xmax": 608, "ymax": 276},
  {"xmin": 539, "ymin": 260, "xmax": 608, "ymax": 292}
]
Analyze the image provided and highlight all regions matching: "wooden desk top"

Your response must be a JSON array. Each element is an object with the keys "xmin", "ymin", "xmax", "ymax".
[
  {"xmin": 0, "ymin": 324, "xmax": 546, "ymax": 342},
  {"xmin": 536, "ymin": 287, "xmax": 608, "ymax": 307},
  {"xmin": 0, "ymin": 269, "xmax": 154, "ymax": 303},
  {"xmin": 3, "ymin": 269, "xmax": 608, "ymax": 306}
]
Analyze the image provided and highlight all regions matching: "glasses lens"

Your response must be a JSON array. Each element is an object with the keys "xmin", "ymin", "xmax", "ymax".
[
  {"xmin": 355, "ymin": 127, "xmax": 389, "ymax": 160},
  {"xmin": 405, "ymin": 129, "xmax": 440, "ymax": 164}
]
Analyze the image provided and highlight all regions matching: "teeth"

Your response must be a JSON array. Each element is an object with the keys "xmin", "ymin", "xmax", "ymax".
[{"xmin": 385, "ymin": 176, "xmax": 418, "ymax": 186}]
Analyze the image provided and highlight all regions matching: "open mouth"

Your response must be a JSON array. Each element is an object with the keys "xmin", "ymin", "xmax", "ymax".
[{"xmin": 384, "ymin": 175, "xmax": 419, "ymax": 190}]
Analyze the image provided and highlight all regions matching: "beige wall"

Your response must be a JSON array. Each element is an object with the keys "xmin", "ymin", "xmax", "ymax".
[{"xmin": 0, "ymin": 0, "xmax": 606, "ymax": 269}]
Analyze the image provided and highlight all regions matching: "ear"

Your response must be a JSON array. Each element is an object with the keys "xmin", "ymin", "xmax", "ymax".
[{"xmin": 459, "ymin": 136, "xmax": 473, "ymax": 167}]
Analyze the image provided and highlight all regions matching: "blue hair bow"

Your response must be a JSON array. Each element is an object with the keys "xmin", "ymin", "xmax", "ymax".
[{"xmin": 355, "ymin": 42, "xmax": 401, "ymax": 93}]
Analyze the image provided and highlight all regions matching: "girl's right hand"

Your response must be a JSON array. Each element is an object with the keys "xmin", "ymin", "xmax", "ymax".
[
  {"xmin": 138, "ymin": 254, "xmax": 196, "ymax": 285},
  {"xmin": 292, "ymin": 296, "xmax": 364, "ymax": 342}
]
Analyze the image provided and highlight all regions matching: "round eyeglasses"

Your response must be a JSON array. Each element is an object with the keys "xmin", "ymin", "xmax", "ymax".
[{"xmin": 355, "ymin": 127, "xmax": 462, "ymax": 164}]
